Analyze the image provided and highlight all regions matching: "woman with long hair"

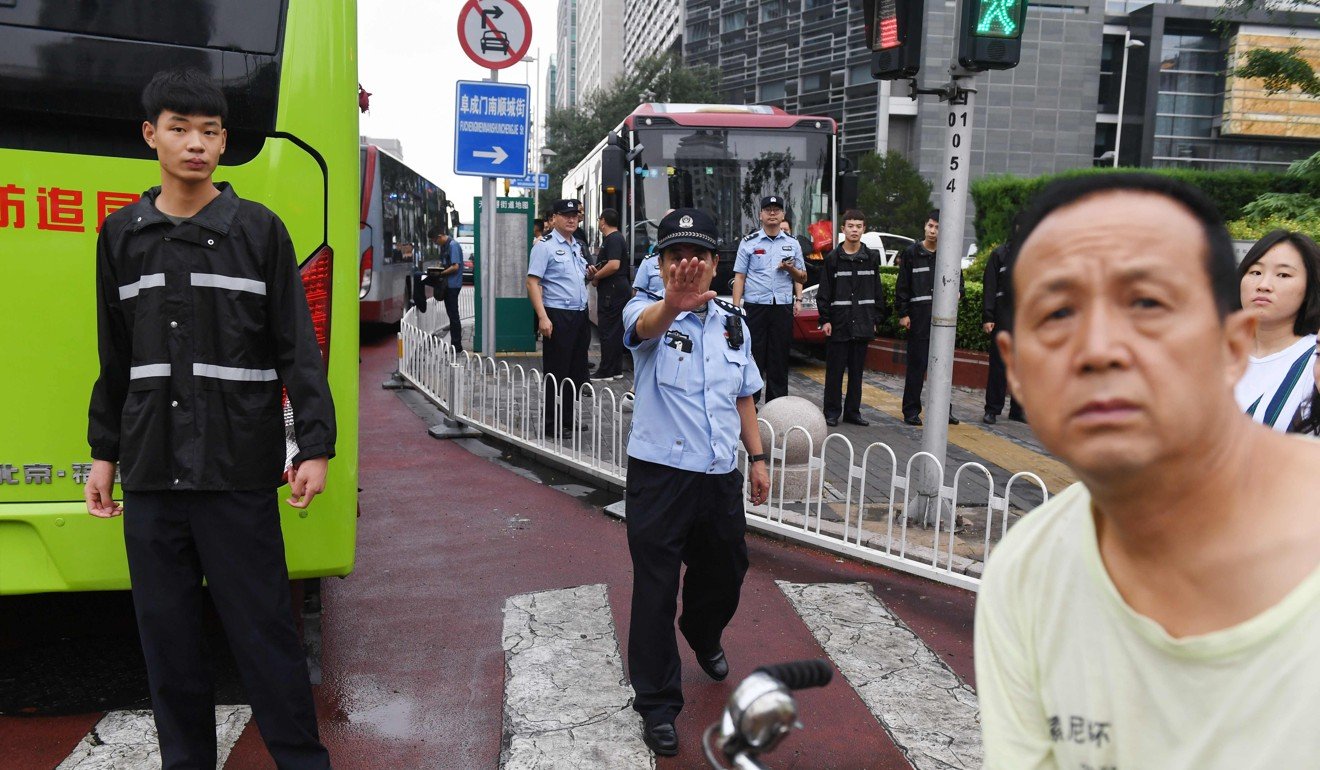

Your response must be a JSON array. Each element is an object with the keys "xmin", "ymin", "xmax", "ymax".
[
  {"xmin": 1287, "ymin": 344, "xmax": 1320, "ymax": 436},
  {"xmin": 1234, "ymin": 230, "xmax": 1320, "ymax": 431}
]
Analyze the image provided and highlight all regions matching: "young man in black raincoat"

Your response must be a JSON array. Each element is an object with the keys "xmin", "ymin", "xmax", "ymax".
[
  {"xmin": 818, "ymin": 210, "xmax": 888, "ymax": 426},
  {"xmin": 84, "ymin": 69, "xmax": 334, "ymax": 770}
]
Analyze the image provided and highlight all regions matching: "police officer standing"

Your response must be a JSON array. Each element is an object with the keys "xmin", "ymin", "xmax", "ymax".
[
  {"xmin": 818, "ymin": 209, "xmax": 888, "ymax": 427},
  {"xmin": 526, "ymin": 199, "xmax": 595, "ymax": 435},
  {"xmin": 623, "ymin": 209, "xmax": 771, "ymax": 757},
  {"xmin": 732, "ymin": 195, "xmax": 807, "ymax": 403},
  {"xmin": 895, "ymin": 210, "xmax": 963, "ymax": 426}
]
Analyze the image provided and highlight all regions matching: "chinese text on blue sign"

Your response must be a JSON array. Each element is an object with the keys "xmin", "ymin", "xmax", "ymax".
[{"xmin": 454, "ymin": 81, "xmax": 530, "ymax": 178}]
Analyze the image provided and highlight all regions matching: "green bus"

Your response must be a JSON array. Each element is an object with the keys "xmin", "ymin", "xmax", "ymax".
[{"xmin": 0, "ymin": 0, "xmax": 359, "ymax": 594}]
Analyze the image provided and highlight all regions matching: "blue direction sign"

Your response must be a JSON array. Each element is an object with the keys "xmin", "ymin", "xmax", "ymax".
[
  {"xmin": 511, "ymin": 173, "xmax": 549, "ymax": 190},
  {"xmin": 454, "ymin": 81, "xmax": 530, "ymax": 178}
]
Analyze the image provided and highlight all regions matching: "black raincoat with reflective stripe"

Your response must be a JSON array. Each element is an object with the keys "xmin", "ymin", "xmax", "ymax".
[
  {"xmin": 88, "ymin": 184, "xmax": 336, "ymax": 491},
  {"xmin": 817, "ymin": 244, "xmax": 887, "ymax": 341},
  {"xmin": 894, "ymin": 242, "xmax": 965, "ymax": 327}
]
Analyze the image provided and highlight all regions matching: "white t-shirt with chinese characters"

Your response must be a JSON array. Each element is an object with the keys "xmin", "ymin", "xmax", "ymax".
[
  {"xmin": 976, "ymin": 482, "xmax": 1320, "ymax": 770},
  {"xmin": 1234, "ymin": 334, "xmax": 1317, "ymax": 432}
]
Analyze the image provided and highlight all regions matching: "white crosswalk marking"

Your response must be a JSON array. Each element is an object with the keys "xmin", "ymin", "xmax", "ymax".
[
  {"xmin": 56, "ymin": 705, "xmax": 251, "ymax": 769},
  {"xmin": 500, "ymin": 584, "xmax": 653, "ymax": 769},
  {"xmin": 778, "ymin": 581, "xmax": 982, "ymax": 770}
]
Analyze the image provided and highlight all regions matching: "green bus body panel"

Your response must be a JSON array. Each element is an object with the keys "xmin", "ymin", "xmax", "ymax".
[{"xmin": 0, "ymin": 0, "xmax": 360, "ymax": 594}]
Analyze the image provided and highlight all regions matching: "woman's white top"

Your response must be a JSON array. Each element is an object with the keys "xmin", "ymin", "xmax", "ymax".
[{"xmin": 1234, "ymin": 334, "xmax": 1318, "ymax": 432}]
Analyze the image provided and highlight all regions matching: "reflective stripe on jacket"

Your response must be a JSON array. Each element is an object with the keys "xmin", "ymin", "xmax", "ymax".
[{"xmin": 88, "ymin": 183, "xmax": 336, "ymax": 491}]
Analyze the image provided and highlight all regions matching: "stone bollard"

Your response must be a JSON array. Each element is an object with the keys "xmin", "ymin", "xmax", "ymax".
[{"xmin": 757, "ymin": 396, "xmax": 827, "ymax": 502}]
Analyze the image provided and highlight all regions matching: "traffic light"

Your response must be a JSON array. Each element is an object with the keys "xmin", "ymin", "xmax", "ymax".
[
  {"xmin": 863, "ymin": 0, "xmax": 923, "ymax": 80},
  {"xmin": 957, "ymin": 0, "xmax": 1029, "ymax": 71}
]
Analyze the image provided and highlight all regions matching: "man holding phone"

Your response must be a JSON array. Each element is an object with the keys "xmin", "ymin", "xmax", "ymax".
[{"xmin": 732, "ymin": 195, "xmax": 806, "ymax": 403}]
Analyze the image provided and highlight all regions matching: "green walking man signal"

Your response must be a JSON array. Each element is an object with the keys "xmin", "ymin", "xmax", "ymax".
[{"xmin": 958, "ymin": 0, "xmax": 1029, "ymax": 70}]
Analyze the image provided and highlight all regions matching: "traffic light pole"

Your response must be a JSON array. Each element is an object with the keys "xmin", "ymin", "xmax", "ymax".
[{"xmin": 911, "ymin": 68, "xmax": 977, "ymax": 525}]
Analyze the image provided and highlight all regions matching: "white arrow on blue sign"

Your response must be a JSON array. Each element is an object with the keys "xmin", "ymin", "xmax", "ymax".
[{"xmin": 454, "ymin": 80, "xmax": 530, "ymax": 178}]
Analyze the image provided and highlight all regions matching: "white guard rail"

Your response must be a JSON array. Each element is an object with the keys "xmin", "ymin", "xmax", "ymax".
[{"xmin": 398, "ymin": 306, "xmax": 1048, "ymax": 592}]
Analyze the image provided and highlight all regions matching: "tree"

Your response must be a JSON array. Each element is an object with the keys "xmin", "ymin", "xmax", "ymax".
[
  {"xmin": 538, "ymin": 53, "xmax": 726, "ymax": 214},
  {"xmin": 854, "ymin": 151, "xmax": 934, "ymax": 241},
  {"xmin": 1221, "ymin": 0, "xmax": 1320, "ymax": 96}
]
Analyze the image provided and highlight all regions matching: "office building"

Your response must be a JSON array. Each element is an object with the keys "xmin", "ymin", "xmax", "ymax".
[
  {"xmin": 577, "ymin": 0, "xmax": 624, "ymax": 98},
  {"xmin": 554, "ymin": 0, "xmax": 578, "ymax": 110},
  {"xmin": 624, "ymin": 0, "xmax": 685, "ymax": 74}
]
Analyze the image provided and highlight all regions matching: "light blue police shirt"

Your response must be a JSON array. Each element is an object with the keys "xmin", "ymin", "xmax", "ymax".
[
  {"xmin": 632, "ymin": 255, "xmax": 665, "ymax": 296},
  {"xmin": 623, "ymin": 294, "xmax": 763, "ymax": 474},
  {"xmin": 733, "ymin": 228, "xmax": 805, "ymax": 305},
  {"xmin": 527, "ymin": 229, "xmax": 588, "ymax": 310}
]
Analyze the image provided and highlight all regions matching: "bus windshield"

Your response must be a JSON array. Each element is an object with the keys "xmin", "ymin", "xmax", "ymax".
[{"xmin": 632, "ymin": 127, "xmax": 832, "ymax": 254}]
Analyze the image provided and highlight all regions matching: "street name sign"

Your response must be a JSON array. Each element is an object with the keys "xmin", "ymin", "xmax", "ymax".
[
  {"xmin": 454, "ymin": 81, "xmax": 530, "ymax": 178},
  {"xmin": 457, "ymin": 0, "xmax": 532, "ymax": 70},
  {"xmin": 511, "ymin": 173, "xmax": 549, "ymax": 190}
]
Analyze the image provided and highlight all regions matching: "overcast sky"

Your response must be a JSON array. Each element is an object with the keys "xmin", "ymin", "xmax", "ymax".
[{"xmin": 357, "ymin": 0, "xmax": 559, "ymax": 222}]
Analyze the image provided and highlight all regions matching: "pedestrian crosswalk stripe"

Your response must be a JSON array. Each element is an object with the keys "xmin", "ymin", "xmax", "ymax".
[
  {"xmin": 56, "ymin": 705, "xmax": 251, "ymax": 769},
  {"xmin": 500, "ymin": 584, "xmax": 653, "ymax": 769},
  {"xmin": 778, "ymin": 581, "xmax": 982, "ymax": 770}
]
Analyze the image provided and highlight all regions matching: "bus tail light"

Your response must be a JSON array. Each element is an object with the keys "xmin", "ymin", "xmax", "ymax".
[
  {"xmin": 283, "ymin": 244, "xmax": 334, "ymax": 478},
  {"xmin": 359, "ymin": 246, "xmax": 373, "ymax": 299}
]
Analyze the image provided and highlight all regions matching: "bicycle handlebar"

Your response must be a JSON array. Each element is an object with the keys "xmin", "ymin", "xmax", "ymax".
[{"xmin": 753, "ymin": 659, "xmax": 833, "ymax": 691}]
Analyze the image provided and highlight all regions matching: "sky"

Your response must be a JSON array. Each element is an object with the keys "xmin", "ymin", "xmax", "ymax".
[{"xmin": 357, "ymin": 0, "xmax": 559, "ymax": 223}]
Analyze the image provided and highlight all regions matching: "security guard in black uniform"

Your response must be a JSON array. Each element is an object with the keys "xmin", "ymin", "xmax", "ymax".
[
  {"xmin": 85, "ymin": 69, "xmax": 333, "ymax": 769},
  {"xmin": 818, "ymin": 209, "xmax": 888, "ymax": 426},
  {"xmin": 895, "ymin": 210, "xmax": 963, "ymax": 426},
  {"xmin": 981, "ymin": 235, "xmax": 1025, "ymax": 424},
  {"xmin": 622, "ymin": 209, "xmax": 771, "ymax": 757}
]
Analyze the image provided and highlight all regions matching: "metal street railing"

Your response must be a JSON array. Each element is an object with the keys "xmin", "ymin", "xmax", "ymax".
[{"xmin": 398, "ymin": 306, "xmax": 1049, "ymax": 591}]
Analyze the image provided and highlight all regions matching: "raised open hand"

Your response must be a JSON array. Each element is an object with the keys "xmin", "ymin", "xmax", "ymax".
[{"xmin": 662, "ymin": 257, "xmax": 717, "ymax": 313}]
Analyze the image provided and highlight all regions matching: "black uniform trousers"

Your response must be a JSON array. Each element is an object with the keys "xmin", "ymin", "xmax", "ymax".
[
  {"xmin": 542, "ymin": 306, "xmax": 591, "ymax": 434},
  {"xmin": 901, "ymin": 304, "xmax": 933, "ymax": 420},
  {"xmin": 442, "ymin": 284, "xmax": 463, "ymax": 352},
  {"xmin": 122, "ymin": 490, "xmax": 329, "ymax": 770},
  {"xmin": 595, "ymin": 289, "xmax": 626, "ymax": 378},
  {"xmin": 824, "ymin": 338, "xmax": 870, "ymax": 421},
  {"xmin": 745, "ymin": 302, "xmax": 793, "ymax": 403},
  {"xmin": 983, "ymin": 329, "xmax": 1024, "ymax": 419},
  {"xmin": 625, "ymin": 458, "xmax": 749, "ymax": 726}
]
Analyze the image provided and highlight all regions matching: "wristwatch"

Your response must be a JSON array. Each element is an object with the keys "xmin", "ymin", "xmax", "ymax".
[{"xmin": 749, "ymin": 453, "xmax": 768, "ymax": 464}]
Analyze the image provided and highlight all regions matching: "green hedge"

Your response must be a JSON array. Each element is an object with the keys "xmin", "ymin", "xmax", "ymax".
[
  {"xmin": 870, "ymin": 274, "xmax": 990, "ymax": 353},
  {"xmin": 971, "ymin": 167, "xmax": 1292, "ymax": 248}
]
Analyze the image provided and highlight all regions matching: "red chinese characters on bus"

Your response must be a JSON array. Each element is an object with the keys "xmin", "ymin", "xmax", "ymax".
[
  {"xmin": 0, "ymin": 185, "xmax": 140, "ymax": 233},
  {"xmin": 97, "ymin": 191, "xmax": 141, "ymax": 231},
  {"xmin": 38, "ymin": 187, "xmax": 83, "ymax": 232}
]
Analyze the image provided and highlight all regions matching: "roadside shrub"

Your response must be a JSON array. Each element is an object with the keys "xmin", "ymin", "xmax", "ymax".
[
  {"xmin": 972, "ymin": 167, "xmax": 1292, "ymax": 247},
  {"xmin": 874, "ymin": 274, "xmax": 989, "ymax": 353}
]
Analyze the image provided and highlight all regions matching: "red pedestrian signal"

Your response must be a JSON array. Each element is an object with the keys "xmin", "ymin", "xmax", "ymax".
[
  {"xmin": 957, "ymin": 0, "xmax": 1029, "ymax": 71},
  {"xmin": 863, "ymin": 0, "xmax": 924, "ymax": 80}
]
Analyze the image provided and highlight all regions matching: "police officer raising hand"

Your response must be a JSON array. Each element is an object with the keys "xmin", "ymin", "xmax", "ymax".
[{"xmin": 622, "ymin": 208, "xmax": 770, "ymax": 758}]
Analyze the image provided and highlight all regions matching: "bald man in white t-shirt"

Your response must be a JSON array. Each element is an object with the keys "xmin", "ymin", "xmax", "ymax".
[{"xmin": 976, "ymin": 174, "xmax": 1320, "ymax": 769}]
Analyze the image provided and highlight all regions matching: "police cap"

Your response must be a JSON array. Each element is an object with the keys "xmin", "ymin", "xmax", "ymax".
[
  {"xmin": 656, "ymin": 208, "xmax": 718, "ymax": 252},
  {"xmin": 551, "ymin": 199, "xmax": 583, "ymax": 216},
  {"xmin": 759, "ymin": 195, "xmax": 785, "ymax": 210}
]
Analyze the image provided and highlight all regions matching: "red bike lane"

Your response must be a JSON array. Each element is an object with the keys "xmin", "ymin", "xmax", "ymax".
[{"xmin": 185, "ymin": 332, "xmax": 980, "ymax": 769}]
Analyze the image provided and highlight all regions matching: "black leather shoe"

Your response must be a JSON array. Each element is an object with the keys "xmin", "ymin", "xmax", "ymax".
[
  {"xmin": 843, "ymin": 415, "xmax": 870, "ymax": 426},
  {"xmin": 697, "ymin": 648, "xmax": 729, "ymax": 681},
  {"xmin": 825, "ymin": 416, "xmax": 839, "ymax": 427},
  {"xmin": 948, "ymin": 415, "xmax": 960, "ymax": 425},
  {"xmin": 903, "ymin": 415, "xmax": 922, "ymax": 426},
  {"xmin": 643, "ymin": 722, "xmax": 679, "ymax": 756},
  {"xmin": 982, "ymin": 412, "xmax": 997, "ymax": 425}
]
